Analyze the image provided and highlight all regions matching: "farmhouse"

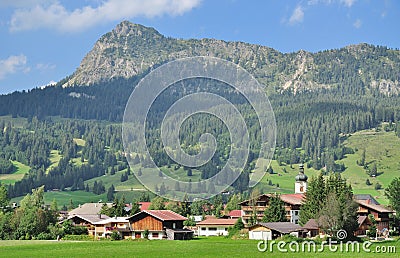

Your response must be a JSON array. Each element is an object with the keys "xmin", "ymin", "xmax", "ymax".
[
  {"xmin": 93, "ymin": 216, "xmax": 131, "ymax": 239},
  {"xmin": 128, "ymin": 210, "xmax": 193, "ymax": 240},
  {"xmin": 66, "ymin": 214, "xmax": 110, "ymax": 236},
  {"xmin": 68, "ymin": 202, "xmax": 112, "ymax": 216},
  {"xmin": 240, "ymin": 193, "xmax": 304, "ymax": 225},
  {"xmin": 196, "ymin": 218, "xmax": 237, "ymax": 236},
  {"xmin": 354, "ymin": 196, "xmax": 394, "ymax": 231},
  {"xmin": 240, "ymin": 165, "xmax": 307, "ymax": 225}
]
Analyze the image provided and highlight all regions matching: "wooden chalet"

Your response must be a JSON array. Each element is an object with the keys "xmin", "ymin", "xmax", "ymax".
[
  {"xmin": 354, "ymin": 198, "xmax": 394, "ymax": 231},
  {"xmin": 128, "ymin": 210, "xmax": 193, "ymax": 240},
  {"xmin": 66, "ymin": 214, "xmax": 110, "ymax": 236},
  {"xmin": 93, "ymin": 217, "xmax": 131, "ymax": 239},
  {"xmin": 240, "ymin": 193, "xmax": 304, "ymax": 225}
]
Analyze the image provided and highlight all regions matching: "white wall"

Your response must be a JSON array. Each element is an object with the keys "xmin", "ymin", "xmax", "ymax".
[
  {"xmin": 249, "ymin": 230, "xmax": 272, "ymax": 240},
  {"xmin": 198, "ymin": 226, "xmax": 230, "ymax": 236}
]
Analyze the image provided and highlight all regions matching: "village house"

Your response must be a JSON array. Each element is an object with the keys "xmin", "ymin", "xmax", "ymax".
[
  {"xmin": 301, "ymin": 219, "xmax": 320, "ymax": 238},
  {"xmin": 128, "ymin": 210, "xmax": 193, "ymax": 240},
  {"xmin": 354, "ymin": 194, "xmax": 394, "ymax": 232},
  {"xmin": 66, "ymin": 214, "xmax": 110, "ymax": 236},
  {"xmin": 240, "ymin": 193, "xmax": 304, "ymax": 225},
  {"xmin": 248, "ymin": 222, "xmax": 303, "ymax": 240},
  {"xmin": 68, "ymin": 202, "xmax": 112, "ymax": 216},
  {"xmin": 93, "ymin": 216, "xmax": 132, "ymax": 239},
  {"xmin": 196, "ymin": 217, "xmax": 237, "ymax": 236},
  {"xmin": 240, "ymin": 165, "xmax": 307, "ymax": 225}
]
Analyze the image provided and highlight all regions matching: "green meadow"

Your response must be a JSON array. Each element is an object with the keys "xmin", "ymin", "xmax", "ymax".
[{"xmin": 0, "ymin": 237, "xmax": 398, "ymax": 258}]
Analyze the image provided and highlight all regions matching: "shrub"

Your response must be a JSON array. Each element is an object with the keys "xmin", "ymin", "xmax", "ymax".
[
  {"xmin": 143, "ymin": 229, "xmax": 149, "ymax": 239},
  {"xmin": 36, "ymin": 232, "xmax": 53, "ymax": 240},
  {"xmin": 62, "ymin": 235, "xmax": 94, "ymax": 241},
  {"xmin": 110, "ymin": 231, "xmax": 122, "ymax": 241}
]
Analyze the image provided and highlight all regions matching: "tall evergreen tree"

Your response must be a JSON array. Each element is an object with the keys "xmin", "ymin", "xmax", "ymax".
[{"xmin": 262, "ymin": 194, "xmax": 287, "ymax": 222}]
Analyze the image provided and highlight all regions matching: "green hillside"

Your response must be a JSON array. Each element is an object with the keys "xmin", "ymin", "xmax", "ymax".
[{"xmin": 257, "ymin": 127, "xmax": 400, "ymax": 204}]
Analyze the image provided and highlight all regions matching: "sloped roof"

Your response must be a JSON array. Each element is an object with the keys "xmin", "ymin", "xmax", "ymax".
[
  {"xmin": 354, "ymin": 194, "xmax": 379, "ymax": 205},
  {"xmin": 239, "ymin": 194, "xmax": 270, "ymax": 205},
  {"xmin": 357, "ymin": 215, "xmax": 371, "ymax": 226},
  {"xmin": 302, "ymin": 219, "xmax": 319, "ymax": 230},
  {"xmin": 67, "ymin": 214, "xmax": 110, "ymax": 224},
  {"xmin": 129, "ymin": 210, "xmax": 187, "ymax": 221},
  {"xmin": 228, "ymin": 210, "xmax": 243, "ymax": 217},
  {"xmin": 253, "ymin": 222, "xmax": 303, "ymax": 234},
  {"xmin": 138, "ymin": 202, "xmax": 151, "ymax": 211},
  {"xmin": 355, "ymin": 199, "xmax": 394, "ymax": 213},
  {"xmin": 196, "ymin": 218, "xmax": 237, "ymax": 226},
  {"xmin": 68, "ymin": 202, "xmax": 112, "ymax": 216},
  {"xmin": 280, "ymin": 194, "xmax": 304, "ymax": 205}
]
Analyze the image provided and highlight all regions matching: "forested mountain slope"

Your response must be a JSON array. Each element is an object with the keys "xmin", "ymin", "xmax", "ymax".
[{"xmin": 1, "ymin": 21, "xmax": 400, "ymax": 198}]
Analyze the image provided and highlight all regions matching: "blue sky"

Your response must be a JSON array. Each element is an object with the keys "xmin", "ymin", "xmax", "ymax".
[{"xmin": 0, "ymin": 0, "xmax": 399, "ymax": 94}]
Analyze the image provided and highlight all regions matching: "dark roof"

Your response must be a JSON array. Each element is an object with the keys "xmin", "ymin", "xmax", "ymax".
[
  {"xmin": 302, "ymin": 219, "xmax": 319, "ymax": 230},
  {"xmin": 129, "ymin": 210, "xmax": 187, "ymax": 221},
  {"xmin": 295, "ymin": 172, "xmax": 308, "ymax": 182},
  {"xmin": 196, "ymin": 218, "xmax": 237, "ymax": 226},
  {"xmin": 251, "ymin": 222, "xmax": 303, "ymax": 234},
  {"xmin": 67, "ymin": 214, "xmax": 110, "ymax": 224},
  {"xmin": 354, "ymin": 194, "xmax": 379, "ymax": 205},
  {"xmin": 239, "ymin": 194, "xmax": 270, "ymax": 205},
  {"xmin": 355, "ymin": 199, "xmax": 394, "ymax": 213}
]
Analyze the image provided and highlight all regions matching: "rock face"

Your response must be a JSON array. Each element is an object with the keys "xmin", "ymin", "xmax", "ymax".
[{"xmin": 63, "ymin": 21, "xmax": 400, "ymax": 95}]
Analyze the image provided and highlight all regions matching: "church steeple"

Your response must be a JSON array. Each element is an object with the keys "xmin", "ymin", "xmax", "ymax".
[{"xmin": 295, "ymin": 164, "xmax": 308, "ymax": 193}]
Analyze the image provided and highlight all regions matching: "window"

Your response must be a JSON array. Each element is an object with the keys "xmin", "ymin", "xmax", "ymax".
[
  {"xmin": 294, "ymin": 211, "xmax": 299, "ymax": 216},
  {"xmin": 209, "ymin": 227, "xmax": 217, "ymax": 231},
  {"xmin": 152, "ymin": 232, "xmax": 159, "ymax": 238},
  {"xmin": 201, "ymin": 227, "xmax": 206, "ymax": 231}
]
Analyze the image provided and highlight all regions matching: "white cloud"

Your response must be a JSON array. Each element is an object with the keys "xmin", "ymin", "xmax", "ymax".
[
  {"xmin": 307, "ymin": 0, "xmax": 355, "ymax": 7},
  {"xmin": 289, "ymin": 6, "xmax": 304, "ymax": 25},
  {"xmin": 353, "ymin": 18, "xmax": 362, "ymax": 29},
  {"xmin": 0, "ymin": 54, "xmax": 28, "ymax": 79},
  {"xmin": 36, "ymin": 63, "xmax": 56, "ymax": 71},
  {"xmin": 9, "ymin": 0, "xmax": 201, "ymax": 32},
  {"xmin": 340, "ymin": 0, "xmax": 356, "ymax": 7}
]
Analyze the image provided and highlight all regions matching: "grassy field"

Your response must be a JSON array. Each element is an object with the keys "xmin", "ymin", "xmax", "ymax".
[
  {"xmin": 46, "ymin": 150, "xmax": 62, "ymax": 173},
  {"xmin": 0, "ymin": 237, "xmax": 398, "ymax": 258},
  {"xmin": 0, "ymin": 160, "xmax": 30, "ymax": 184},
  {"xmin": 11, "ymin": 190, "xmax": 107, "ymax": 207}
]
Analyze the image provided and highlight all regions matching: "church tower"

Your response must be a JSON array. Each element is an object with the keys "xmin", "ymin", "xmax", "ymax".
[{"xmin": 295, "ymin": 164, "xmax": 308, "ymax": 193}]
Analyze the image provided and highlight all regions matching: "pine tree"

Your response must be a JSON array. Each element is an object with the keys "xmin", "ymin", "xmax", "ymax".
[
  {"xmin": 262, "ymin": 194, "xmax": 287, "ymax": 222},
  {"xmin": 299, "ymin": 172, "xmax": 326, "ymax": 225},
  {"xmin": 107, "ymin": 185, "xmax": 115, "ymax": 201}
]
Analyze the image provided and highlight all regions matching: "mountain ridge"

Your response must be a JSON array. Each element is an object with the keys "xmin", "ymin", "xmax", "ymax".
[{"xmin": 63, "ymin": 21, "xmax": 400, "ymax": 96}]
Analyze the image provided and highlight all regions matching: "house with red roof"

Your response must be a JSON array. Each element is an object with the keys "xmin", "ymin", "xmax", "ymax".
[
  {"xmin": 128, "ymin": 210, "xmax": 193, "ymax": 240},
  {"xmin": 196, "ymin": 218, "xmax": 237, "ymax": 236},
  {"xmin": 239, "ymin": 193, "xmax": 304, "ymax": 225}
]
